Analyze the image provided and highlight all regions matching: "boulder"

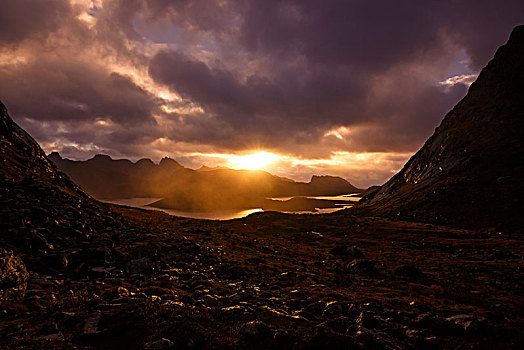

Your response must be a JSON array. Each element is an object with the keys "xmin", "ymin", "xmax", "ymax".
[{"xmin": 0, "ymin": 248, "xmax": 29, "ymax": 301}]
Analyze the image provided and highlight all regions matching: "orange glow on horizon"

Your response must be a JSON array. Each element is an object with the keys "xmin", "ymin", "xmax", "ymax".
[{"xmin": 227, "ymin": 151, "xmax": 279, "ymax": 170}]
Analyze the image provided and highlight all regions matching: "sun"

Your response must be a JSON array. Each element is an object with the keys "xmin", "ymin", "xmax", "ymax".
[{"xmin": 228, "ymin": 151, "xmax": 279, "ymax": 170}]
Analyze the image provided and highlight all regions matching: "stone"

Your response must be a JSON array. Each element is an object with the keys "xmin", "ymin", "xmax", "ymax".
[
  {"xmin": 348, "ymin": 259, "xmax": 377, "ymax": 275},
  {"xmin": 239, "ymin": 320, "xmax": 273, "ymax": 343},
  {"xmin": 330, "ymin": 245, "xmax": 364, "ymax": 259},
  {"xmin": 445, "ymin": 314, "xmax": 481, "ymax": 334},
  {"xmin": 0, "ymin": 248, "xmax": 29, "ymax": 301},
  {"xmin": 393, "ymin": 265, "xmax": 425, "ymax": 281},
  {"xmin": 82, "ymin": 311, "xmax": 102, "ymax": 335},
  {"xmin": 126, "ymin": 258, "xmax": 152, "ymax": 275},
  {"xmin": 322, "ymin": 301, "xmax": 346, "ymax": 319},
  {"xmin": 143, "ymin": 338, "xmax": 175, "ymax": 350}
]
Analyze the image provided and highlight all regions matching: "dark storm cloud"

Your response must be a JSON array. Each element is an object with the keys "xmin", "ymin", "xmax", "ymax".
[
  {"xmin": 0, "ymin": 58, "xmax": 159, "ymax": 127},
  {"xmin": 0, "ymin": 0, "xmax": 71, "ymax": 44},
  {"xmin": 144, "ymin": 0, "xmax": 523, "ymax": 154}
]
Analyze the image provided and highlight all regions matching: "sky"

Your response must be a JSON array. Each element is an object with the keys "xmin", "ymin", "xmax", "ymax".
[{"xmin": 1, "ymin": 0, "xmax": 523, "ymax": 188}]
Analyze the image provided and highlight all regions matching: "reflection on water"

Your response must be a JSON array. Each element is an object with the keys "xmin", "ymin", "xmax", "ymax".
[
  {"xmin": 102, "ymin": 198, "xmax": 263, "ymax": 220},
  {"xmin": 269, "ymin": 194, "xmax": 361, "ymax": 202},
  {"xmin": 159, "ymin": 208, "xmax": 263, "ymax": 220},
  {"xmin": 103, "ymin": 194, "xmax": 360, "ymax": 220}
]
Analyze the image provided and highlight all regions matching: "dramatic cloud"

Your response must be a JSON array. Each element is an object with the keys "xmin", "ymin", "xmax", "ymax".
[{"xmin": 1, "ymin": 0, "xmax": 523, "ymax": 186}]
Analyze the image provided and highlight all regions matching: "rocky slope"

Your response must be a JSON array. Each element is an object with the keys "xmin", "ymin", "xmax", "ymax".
[{"xmin": 356, "ymin": 25, "xmax": 524, "ymax": 233}]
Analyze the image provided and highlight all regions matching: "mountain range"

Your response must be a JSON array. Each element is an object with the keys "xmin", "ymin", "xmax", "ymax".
[{"xmin": 48, "ymin": 152, "xmax": 362, "ymax": 212}]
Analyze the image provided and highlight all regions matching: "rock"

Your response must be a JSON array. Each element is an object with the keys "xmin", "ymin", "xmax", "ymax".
[
  {"xmin": 100, "ymin": 286, "xmax": 130, "ymax": 302},
  {"xmin": 40, "ymin": 322, "xmax": 59, "ymax": 334},
  {"xmin": 303, "ymin": 300, "xmax": 325, "ymax": 318},
  {"xmin": 197, "ymin": 294, "xmax": 219, "ymax": 307},
  {"xmin": 41, "ymin": 253, "xmax": 68, "ymax": 270},
  {"xmin": 356, "ymin": 311, "xmax": 382, "ymax": 330},
  {"xmin": 305, "ymin": 326, "xmax": 357, "ymax": 349},
  {"xmin": 445, "ymin": 314, "xmax": 481, "ymax": 334},
  {"xmin": 239, "ymin": 320, "xmax": 273, "ymax": 343},
  {"xmin": 43, "ymin": 332, "xmax": 65, "ymax": 342},
  {"xmin": 0, "ymin": 248, "xmax": 29, "ymax": 301},
  {"xmin": 322, "ymin": 301, "xmax": 346, "ymax": 319},
  {"xmin": 412, "ymin": 312, "xmax": 436, "ymax": 329},
  {"xmin": 330, "ymin": 245, "xmax": 364, "ymax": 259},
  {"xmin": 354, "ymin": 25, "xmax": 524, "ymax": 233},
  {"xmin": 143, "ymin": 338, "xmax": 175, "ymax": 350},
  {"xmin": 82, "ymin": 311, "xmax": 102, "ymax": 335},
  {"xmin": 273, "ymin": 330, "xmax": 295, "ymax": 348},
  {"xmin": 221, "ymin": 305, "xmax": 245, "ymax": 316},
  {"xmin": 126, "ymin": 258, "xmax": 151, "ymax": 274},
  {"xmin": 393, "ymin": 265, "xmax": 425, "ymax": 281},
  {"xmin": 348, "ymin": 259, "xmax": 377, "ymax": 275}
]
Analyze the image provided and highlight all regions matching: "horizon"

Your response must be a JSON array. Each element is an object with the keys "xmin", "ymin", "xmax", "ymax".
[
  {"xmin": 1, "ymin": 1, "xmax": 523, "ymax": 188},
  {"xmin": 49, "ymin": 150, "xmax": 365, "ymax": 186}
]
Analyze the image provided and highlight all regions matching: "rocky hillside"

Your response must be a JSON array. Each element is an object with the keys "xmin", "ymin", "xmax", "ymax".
[{"xmin": 356, "ymin": 25, "xmax": 524, "ymax": 233}]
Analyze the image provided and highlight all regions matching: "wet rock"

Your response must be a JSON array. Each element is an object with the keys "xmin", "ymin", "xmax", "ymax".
[
  {"xmin": 197, "ymin": 294, "xmax": 219, "ymax": 307},
  {"xmin": 221, "ymin": 305, "xmax": 245, "ymax": 316},
  {"xmin": 322, "ymin": 301, "xmax": 346, "ymax": 319},
  {"xmin": 239, "ymin": 320, "xmax": 273, "ymax": 344},
  {"xmin": 143, "ymin": 338, "xmax": 175, "ymax": 350},
  {"xmin": 0, "ymin": 247, "xmax": 29, "ymax": 301},
  {"xmin": 347, "ymin": 304, "xmax": 363, "ymax": 319},
  {"xmin": 393, "ymin": 265, "xmax": 425, "ymax": 281}
]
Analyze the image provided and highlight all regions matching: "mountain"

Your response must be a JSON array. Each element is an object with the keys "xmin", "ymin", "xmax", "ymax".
[
  {"xmin": 49, "ymin": 153, "xmax": 362, "ymax": 211},
  {"xmin": 0, "ymin": 100, "xmax": 134, "ymax": 277},
  {"xmin": 2, "ymin": 30, "xmax": 524, "ymax": 348},
  {"xmin": 48, "ymin": 152, "xmax": 185, "ymax": 199},
  {"xmin": 355, "ymin": 25, "xmax": 524, "ymax": 232}
]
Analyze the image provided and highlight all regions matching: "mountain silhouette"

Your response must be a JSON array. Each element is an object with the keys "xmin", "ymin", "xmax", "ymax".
[
  {"xmin": 356, "ymin": 25, "xmax": 524, "ymax": 232},
  {"xmin": 49, "ymin": 153, "xmax": 362, "ymax": 211}
]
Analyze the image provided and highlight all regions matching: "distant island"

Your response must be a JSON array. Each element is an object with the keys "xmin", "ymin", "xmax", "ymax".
[{"xmin": 48, "ymin": 152, "xmax": 362, "ymax": 213}]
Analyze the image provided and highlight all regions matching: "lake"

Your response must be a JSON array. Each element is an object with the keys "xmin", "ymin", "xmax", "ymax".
[{"xmin": 103, "ymin": 194, "xmax": 360, "ymax": 220}]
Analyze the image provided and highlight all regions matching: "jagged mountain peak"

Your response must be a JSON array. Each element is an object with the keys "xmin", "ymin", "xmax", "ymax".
[{"xmin": 355, "ymin": 25, "xmax": 524, "ymax": 232}]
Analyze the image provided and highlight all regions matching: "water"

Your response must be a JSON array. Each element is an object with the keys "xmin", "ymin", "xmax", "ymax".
[{"xmin": 103, "ymin": 194, "xmax": 360, "ymax": 220}]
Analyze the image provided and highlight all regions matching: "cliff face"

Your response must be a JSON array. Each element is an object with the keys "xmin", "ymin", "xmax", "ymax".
[{"xmin": 356, "ymin": 26, "xmax": 524, "ymax": 232}]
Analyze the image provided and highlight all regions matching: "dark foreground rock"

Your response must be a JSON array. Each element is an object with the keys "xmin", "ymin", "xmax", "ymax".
[{"xmin": 0, "ymin": 248, "xmax": 28, "ymax": 301}]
